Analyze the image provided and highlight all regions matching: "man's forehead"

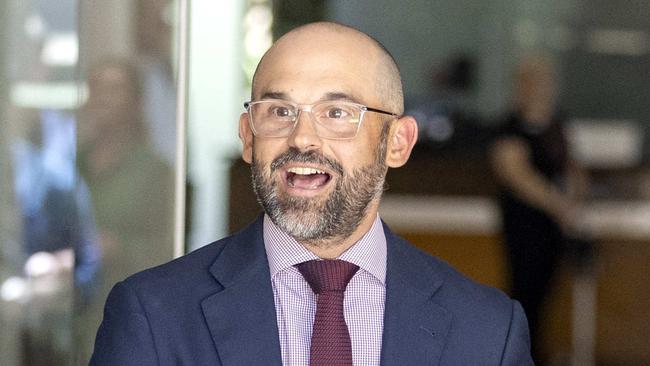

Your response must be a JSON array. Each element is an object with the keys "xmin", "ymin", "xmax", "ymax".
[
  {"xmin": 275, "ymin": 23, "xmax": 373, "ymax": 51},
  {"xmin": 253, "ymin": 72, "xmax": 376, "ymax": 105},
  {"xmin": 253, "ymin": 30, "xmax": 380, "ymax": 102},
  {"xmin": 262, "ymin": 32, "xmax": 378, "ymax": 71}
]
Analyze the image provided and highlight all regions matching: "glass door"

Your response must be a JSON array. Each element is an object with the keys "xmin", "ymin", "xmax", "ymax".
[{"xmin": 0, "ymin": 1, "xmax": 181, "ymax": 364}]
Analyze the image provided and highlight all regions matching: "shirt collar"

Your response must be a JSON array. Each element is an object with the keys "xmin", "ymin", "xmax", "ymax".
[{"xmin": 263, "ymin": 214, "xmax": 387, "ymax": 284}]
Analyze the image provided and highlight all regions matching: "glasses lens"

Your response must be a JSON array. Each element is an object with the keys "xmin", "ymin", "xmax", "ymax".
[
  {"xmin": 311, "ymin": 101, "xmax": 362, "ymax": 139},
  {"xmin": 248, "ymin": 100, "xmax": 364, "ymax": 139},
  {"xmin": 250, "ymin": 100, "xmax": 297, "ymax": 137}
]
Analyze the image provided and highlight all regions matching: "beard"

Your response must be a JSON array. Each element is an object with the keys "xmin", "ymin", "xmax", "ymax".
[{"xmin": 251, "ymin": 125, "xmax": 389, "ymax": 246}]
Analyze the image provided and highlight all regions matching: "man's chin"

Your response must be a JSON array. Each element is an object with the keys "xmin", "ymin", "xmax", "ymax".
[
  {"xmin": 270, "ymin": 209, "xmax": 327, "ymax": 238},
  {"xmin": 273, "ymin": 206, "xmax": 321, "ymax": 225}
]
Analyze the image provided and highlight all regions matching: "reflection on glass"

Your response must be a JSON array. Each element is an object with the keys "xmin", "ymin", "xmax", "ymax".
[
  {"xmin": 74, "ymin": 58, "xmax": 175, "ymax": 363},
  {"xmin": 73, "ymin": 1, "xmax": 178, "ymax": 363},
  {"xmin": 1, "ymin": 0, "xmax": 178, "ymax": 365},
  {"xmin": 1, "ymin": 106, "xmax": 98, "ymax": 366},
  {"xmin": 0, "ymin": 0, "xmax": 96, "ymax": 365}
]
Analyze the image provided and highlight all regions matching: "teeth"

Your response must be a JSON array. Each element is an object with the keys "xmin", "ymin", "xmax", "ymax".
[{"xmin": 287, "ymin": 167, "xmax": 326, "ymax": 175}]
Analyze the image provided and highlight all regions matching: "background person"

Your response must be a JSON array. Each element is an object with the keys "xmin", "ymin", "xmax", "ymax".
[
  {"xmin": 1, "ymin": 104, "xmax": 100, "ymax": 366},
  {"xmin": 490, "ymin": 56, "xmax": 589, "ymax": 364},
  {"xmin": 76, "ymin": 58, "xmax": 174, "ymax": 364}
]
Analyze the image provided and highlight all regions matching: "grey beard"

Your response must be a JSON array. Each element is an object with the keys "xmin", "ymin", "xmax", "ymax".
[{"xmin": 250, "ymin": 127, "xmax": 389, "ymax": 244}]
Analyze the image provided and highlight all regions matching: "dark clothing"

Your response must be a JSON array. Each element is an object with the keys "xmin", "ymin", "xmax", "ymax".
[
  {"xmin": 24, "ymin": 182, "xmax": 100, "ymax": 305},
  {"xmin": 11, "ymin": 137, "xmax": 100, "ymax": 298},
  {"xmin": 91, "ymin": 216, "xmax": 534, "ymax": 365},
  {"xmin": 496, "ymin": 111, "xmax": 570, "ymax": 362}
]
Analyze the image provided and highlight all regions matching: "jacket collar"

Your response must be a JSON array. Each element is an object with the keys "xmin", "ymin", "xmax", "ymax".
[
  {"xmin": 380, "ymin": 222, "xmax": 452, "ymax": 366},
  {"xmin": 201, "ymin": 216, "xmax": 283, "ymax": 365}
]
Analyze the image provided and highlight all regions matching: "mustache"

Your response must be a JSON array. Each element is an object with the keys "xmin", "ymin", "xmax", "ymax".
[{"xmin": 270, "ymin": 148, "xmax": 344, "ymax": 176}]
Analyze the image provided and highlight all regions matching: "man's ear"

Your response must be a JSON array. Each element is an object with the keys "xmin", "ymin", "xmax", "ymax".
[
  {"xmin": 239, "ymin": 112, "xmax": 254, "ymax": 164},
  {"xmin": 386, "ymin": 115, "xmax": 418, "ymax": 168}
]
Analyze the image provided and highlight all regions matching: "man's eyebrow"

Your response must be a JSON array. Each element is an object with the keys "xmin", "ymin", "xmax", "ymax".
[
  {"xmin": 258, "ymin": 91, "xmax": 366, "ymax": 104},
  {"xmin": 321, "ymin": 92, "xmax": 364, "ymax": 104},
  {"xmin": 259, "ymin": 91, "xmax": 288, "ymax": 100}
]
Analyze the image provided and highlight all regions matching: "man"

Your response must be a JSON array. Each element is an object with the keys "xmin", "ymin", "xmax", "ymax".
[
  {"xmin": 78, "ymin": 58, "xmax": 175, "ymax": 364},
  {"xmin": 1, "ymin": 106, "xmax": 100, "ymax": 365},
  {"xmin": 91, "ymin": 22, "xmax": 533, "ymax": 365},
  {"xmin": 490, "ymin": 56, "xmax": 587, "ymax": 364}
]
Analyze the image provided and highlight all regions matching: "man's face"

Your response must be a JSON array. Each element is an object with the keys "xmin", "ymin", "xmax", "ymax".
[
  {"xmin": 79, "ymin": 65, "xmax": 138, "ymax": 147},
  {"xmin": 86, "ymin": 66, "xmax": 136, "ymax": 122},
  {"xmin": 242, "ymin": 29, "xmax": 392, "ymax": 244}
]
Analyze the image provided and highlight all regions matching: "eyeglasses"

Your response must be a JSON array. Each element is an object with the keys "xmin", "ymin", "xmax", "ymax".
[{"xmin": 243, "ymin": 99, "xmax": 398, "ymax": 140}]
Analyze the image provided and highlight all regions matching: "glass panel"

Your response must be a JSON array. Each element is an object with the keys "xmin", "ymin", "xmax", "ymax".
[
  {"xmin": 1, "ymin": 1, "xmax": 82, "ymax": 364},
  {"xmin": 0, "ymin": 1, "xmax": 180, "ymax": 365},
  {"xmin": 74, "ymin": 1, "xmax": 179, "ymax": 364}
]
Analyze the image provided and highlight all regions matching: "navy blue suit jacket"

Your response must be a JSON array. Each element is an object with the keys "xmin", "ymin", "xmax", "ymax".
[{"xmin": 91, "ymin": 217, "xmax": 534, "ymax": 365}]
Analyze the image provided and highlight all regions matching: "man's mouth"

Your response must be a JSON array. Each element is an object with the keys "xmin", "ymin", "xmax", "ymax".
[{"xmin": 285, "ymin": 166, "xmax": 332, "ymax": 190}]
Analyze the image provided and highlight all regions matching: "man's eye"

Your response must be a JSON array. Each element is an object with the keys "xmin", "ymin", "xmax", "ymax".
[
  {"xmin": 326, "ymin": 107, "xmax": 348, "ymax": 119},
  {"xmin": 270, "ymin": 106, "xmax": 291, "ymax": 118}
]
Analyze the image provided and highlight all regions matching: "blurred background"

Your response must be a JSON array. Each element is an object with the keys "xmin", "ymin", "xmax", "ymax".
[{"xmin": 0, "ymin": 0, "xmax": 648, "ymax": 365}]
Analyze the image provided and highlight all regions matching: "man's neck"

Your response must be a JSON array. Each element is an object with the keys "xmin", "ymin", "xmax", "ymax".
[{"xmin": 299, "ymin": 202, "xmax": 381, "ymax": 259}]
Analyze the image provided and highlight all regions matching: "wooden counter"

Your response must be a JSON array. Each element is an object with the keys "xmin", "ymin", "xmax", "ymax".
[{"xmin": 380, "ymin": 194, "xmax": 650, "ymax": 365}]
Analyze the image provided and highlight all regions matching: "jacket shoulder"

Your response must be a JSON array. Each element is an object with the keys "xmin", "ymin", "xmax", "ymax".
[
  {"xmin": 385, "ymin": 232, "xmax": 532, "ymax": 364},
  {"xmin": 389, "ymin": 232, "xmax": 516, "ymax": 319}
]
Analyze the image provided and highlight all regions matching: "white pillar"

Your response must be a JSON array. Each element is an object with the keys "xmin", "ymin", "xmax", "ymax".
[{"xmin": 187, "ymin": 0, "xmax": 244, "ymax": 250}]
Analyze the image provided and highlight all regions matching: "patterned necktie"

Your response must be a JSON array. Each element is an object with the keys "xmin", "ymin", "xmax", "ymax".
[{"xmin": 295, "ymin": 259, "xmax": 360, "ymax": 366}]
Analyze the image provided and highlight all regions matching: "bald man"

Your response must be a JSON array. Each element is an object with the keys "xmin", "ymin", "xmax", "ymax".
[{"xmin": 91, "ymin": 22, "xmax": 533, "ymax": 365}]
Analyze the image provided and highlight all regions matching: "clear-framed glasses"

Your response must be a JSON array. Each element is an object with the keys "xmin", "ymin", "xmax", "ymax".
[{"xmin": 243, "ymin": 99, "xmax": 399, "ymax": 140}]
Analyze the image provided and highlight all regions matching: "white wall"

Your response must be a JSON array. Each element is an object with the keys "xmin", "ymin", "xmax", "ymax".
[{"xmin": 186, "ymin": 0, "xmax": 245, "ymax": 249}]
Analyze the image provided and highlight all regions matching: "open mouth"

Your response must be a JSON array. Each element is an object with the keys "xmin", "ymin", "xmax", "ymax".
[{"xmin": 285, "ymin": 167, "xmax": 332, "ymax": 190}]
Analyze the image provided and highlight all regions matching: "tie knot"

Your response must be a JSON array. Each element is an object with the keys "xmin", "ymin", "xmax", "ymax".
[{"xmin": 295, "ymin": 260, "xmax": 359, "ymax": 294}]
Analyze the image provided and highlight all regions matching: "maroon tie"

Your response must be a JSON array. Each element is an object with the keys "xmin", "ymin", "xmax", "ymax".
[{"xmin": 295, "ymin": 260, "xmax": 360, "ymax": 366}]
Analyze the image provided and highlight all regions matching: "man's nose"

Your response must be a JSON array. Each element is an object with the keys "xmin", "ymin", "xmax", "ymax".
[{"xmin": 286, "ymin": 110, "xmax": 322, "ymax": 152}]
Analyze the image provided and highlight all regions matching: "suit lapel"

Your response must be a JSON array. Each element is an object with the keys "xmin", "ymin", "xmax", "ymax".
[
  {"xmin": 380, "ymin": 226, "xmax": 452, "ymax": 366},
  {"xmin": 200, "ymin": 217, "xmax": 283, "ymax": 366}
]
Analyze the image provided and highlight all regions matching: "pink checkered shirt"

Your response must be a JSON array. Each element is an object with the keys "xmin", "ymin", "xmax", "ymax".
[{"xmin": 263, "ymin": 215, "xmax": 387, "ymax": 366}]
